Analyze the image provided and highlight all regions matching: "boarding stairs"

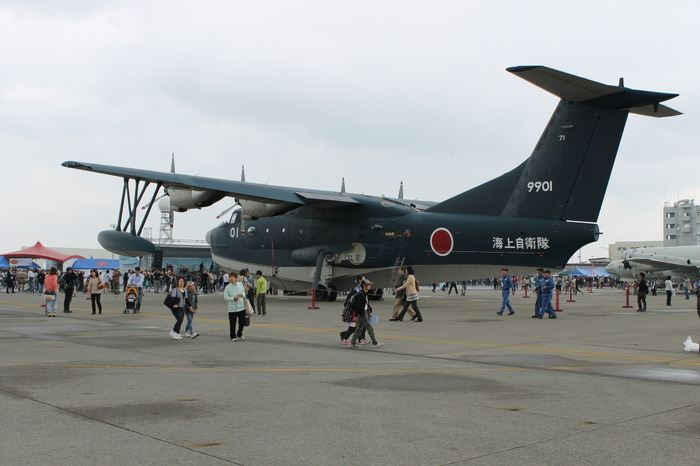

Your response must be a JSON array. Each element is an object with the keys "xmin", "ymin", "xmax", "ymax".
[{"xmin": 387, "ymin": 257, "xmax": 406, "ymax": 294}]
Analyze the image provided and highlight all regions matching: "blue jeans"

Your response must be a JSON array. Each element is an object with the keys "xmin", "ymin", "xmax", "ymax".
[
  {"xmin": 45, "ymin": 294, "xmax": 58, "ymax": 313},
  {"xmin": 185, "ymin": 311, "xmax": 194, "ymax": 333},
  {"xmin": 500, "ymin": 290, "xmax": 514, "ymax": 314},
  {"xmin": 136, "ymin": 287, "xmax": 143, "ymax": 311}
]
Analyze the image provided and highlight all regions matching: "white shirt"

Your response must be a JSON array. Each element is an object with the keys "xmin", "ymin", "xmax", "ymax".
[
  {"xmin": 665, "ymin": 279, "xmax": 673, "ymax": 291},
  {"xmin": 128, "ymin": 272, "xmax": 145, "ymax": 288}
]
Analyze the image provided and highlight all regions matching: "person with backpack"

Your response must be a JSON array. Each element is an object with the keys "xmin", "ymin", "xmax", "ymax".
[
  {"xmin": 339, "ymin": 276, "xmax": 370, "ymax": 345},
  {"xmin": 349, "ymin": 279, "xmax": 384, "ymax": 348}
]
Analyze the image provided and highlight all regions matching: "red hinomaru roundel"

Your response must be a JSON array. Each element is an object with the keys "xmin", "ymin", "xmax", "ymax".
[{"xmin": 430, "ymin": 228, "xmax": 454, "ymax": 256}]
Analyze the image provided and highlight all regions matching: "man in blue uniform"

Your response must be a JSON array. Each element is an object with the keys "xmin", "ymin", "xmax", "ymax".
[
  {"xmin": 532, "ymin": 267, "xmax": 544, "ymax": 318},
  {"xmin": 497, "ymin": 268, "xmax": 515, "ymax": 316},
  {"xmin": 533, "ymin": 270, "xmax": 557, "ymax": 319}
]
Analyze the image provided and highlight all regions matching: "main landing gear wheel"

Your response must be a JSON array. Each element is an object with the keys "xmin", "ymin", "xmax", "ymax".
[
  {"xmin": 328, "ymin": 285, "xmax": 338, "ymax": 302},
  {"xmin": 314, "ymin": 284, "xmax": 329, "ymax": 302}
]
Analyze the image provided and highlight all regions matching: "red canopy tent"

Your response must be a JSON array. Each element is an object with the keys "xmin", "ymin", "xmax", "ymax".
[{"xmin": 1, "ymin": 241, "xmax": 85, "ymax": 264}]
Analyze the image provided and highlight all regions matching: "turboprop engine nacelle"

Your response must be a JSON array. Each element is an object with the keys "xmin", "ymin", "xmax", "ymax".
[
  {"xmin": 163, "ymin": 187, "xmax": 225, "ymax": 212},
  {"xmin": 239, "ymin": 199, "xmax": 295, "ymax": 219}
]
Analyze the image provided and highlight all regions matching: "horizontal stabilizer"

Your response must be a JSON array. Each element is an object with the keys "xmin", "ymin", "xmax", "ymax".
[{"xmin": 507, "ymin": 66, "xmax": 681, "ymax": 117}]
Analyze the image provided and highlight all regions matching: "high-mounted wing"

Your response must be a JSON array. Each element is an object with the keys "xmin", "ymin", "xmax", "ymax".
[
  {"xmin": 62, "ymin": 161, "xmax": 360, "ymax": 207},
  {"xmin": 626, "ymin": 253, "xmax": 700, "ymax": 274}
]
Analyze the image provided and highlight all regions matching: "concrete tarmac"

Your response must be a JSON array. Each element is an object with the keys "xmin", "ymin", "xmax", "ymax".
[{"xmin": 2, "ymin": 286, "xmax": 700, "ymax": 465}]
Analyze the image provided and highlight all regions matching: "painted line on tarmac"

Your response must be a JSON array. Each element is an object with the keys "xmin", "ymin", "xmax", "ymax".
[{"xmin": 0, "ymin": 361, "xmax": 534, "ymax": 374}]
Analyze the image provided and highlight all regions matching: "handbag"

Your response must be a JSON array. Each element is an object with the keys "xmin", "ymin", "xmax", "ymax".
[
  {"xmin": 164, "ymin": 290, "xmax": 180, "ymax": 309},
  {"xmin": 44, "ymin": 290, "xmax": 56, "ymax": 301},
  {"xmin": 244, "ymin": 298, "xmax": 254, "ymax": 316}
]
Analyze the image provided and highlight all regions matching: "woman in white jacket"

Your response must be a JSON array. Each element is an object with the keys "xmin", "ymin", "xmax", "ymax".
[
  {"xmin": 224, "ymin": 272, "xmax": 247, "ymax": 341},
  {"xmin": 395, "ymin": 266, "xmax": 424, "ymax": 322},
  {"xmin": 85, "ymin": 269, "xmax": 104, "ymax": 315}
]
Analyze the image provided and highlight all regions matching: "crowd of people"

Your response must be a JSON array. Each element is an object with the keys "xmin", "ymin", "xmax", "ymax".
[{"xmin": 8, "ymin": 262, "xmax": 699, "ymax": 345}]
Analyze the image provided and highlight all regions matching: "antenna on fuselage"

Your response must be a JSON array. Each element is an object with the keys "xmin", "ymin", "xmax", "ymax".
[
  {"xmin": 398, "ymin": 181, "xmax": 404, "ymax": 199},
  {"xmin": 341, "ymin": 177, "xmax": 346, "ymax": 194}
]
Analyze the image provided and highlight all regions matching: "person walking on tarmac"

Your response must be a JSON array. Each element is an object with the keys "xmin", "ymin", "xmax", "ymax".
[
  {"xmin": 396, "ymin": 266, "xmax": 424, "ymax": 322},
  {"xmin": 389, "ymin": 267, "xmax": 414, "ymax": 321},
  {"xmin": 497, "ymin": 268, "xmax": 515, "ymax": 316},
  {"xmin": 531, "ymin": 267, "xmax": 544, "ymax": 317},
  {"xmin": 340, "ymin": 276, "xmax": 370, "ymax": 345},
  {"xmin": 224, "ymin": 272, "xmax": 247, "ymax": 341},
  {"xmin": 534, "ymin": 270, "xmax": 557, "ymax": 319},
  {"xmin": 636, "ymin": 272, "xmax": 649, "ymax": 312},
  {"xmin": 349, "ymin": 279, "xmax": 384, "ymax": 348},
  {"xmin": 665, "ymin": 276, "xmax": 674, "ymax": 306}
]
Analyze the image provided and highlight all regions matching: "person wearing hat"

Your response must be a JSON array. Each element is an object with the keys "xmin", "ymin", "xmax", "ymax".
[
  {"xmin": 255, "ymin": 270, "xmax": 267, "ymax": 316},
  {"xmin": 184, "ymin": 281, "xmax": 200, "ymax": 338},
  {"xmin": 532, "ymin": 267, "xmax": 544, "ymax": 318},
  {"xmin": 533, "ymin": 270, "xmax": 557, "ymax": 319},
  {"xmin": 497, "ymin": 268, "xmax": 515, "ymax": 316},
  {"xmin": 349, "ymin": 279, "xmax": 384, "ymax": 348},
  {"xmin": 61, "ymin": 267, "xmax": 78, "ymax": 313}
]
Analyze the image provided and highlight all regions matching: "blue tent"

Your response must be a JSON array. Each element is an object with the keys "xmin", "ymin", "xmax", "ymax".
[
  {"xmin": 0, "ymin": 256, "xmax": 41, "ymax": 269},
  {"xmin": 71, "ymin": 259, "xmax": 120, "ymax": 270}
]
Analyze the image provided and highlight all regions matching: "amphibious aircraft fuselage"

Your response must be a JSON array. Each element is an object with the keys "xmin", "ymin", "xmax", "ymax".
[
  {"xmin": 62, "ymin": 65, "xmax": 680, "ymax": 297},
  {"xmin": 206, "ymin": 196, "xmax": 599, "ymax": 292}
]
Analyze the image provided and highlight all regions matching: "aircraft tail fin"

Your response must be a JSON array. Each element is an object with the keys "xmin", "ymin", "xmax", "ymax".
[{"xmin": 425, "ymin": 66, "xmax": 680, "ymax": 222}]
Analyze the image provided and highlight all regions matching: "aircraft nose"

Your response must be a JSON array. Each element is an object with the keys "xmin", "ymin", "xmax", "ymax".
[{"xmin": 605, "ymin": 261, "xmax": 619, "ymax": 274}]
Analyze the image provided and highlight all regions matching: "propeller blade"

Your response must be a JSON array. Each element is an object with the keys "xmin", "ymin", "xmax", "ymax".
[
  {"xmin": 141, "ymin": 193, "xmax": 167, "ymax": 210},
  {"xmin": 216, "ymin": 204, "xmax": 240, "ymax": 219}
]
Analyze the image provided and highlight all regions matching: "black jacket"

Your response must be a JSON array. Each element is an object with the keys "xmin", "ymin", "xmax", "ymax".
[
  {"xmin": 351, "ymin": 290, "xmax": 372, "ymax": 317},
  {"xmin": 394, "ymin": 273, "xmax": 407, "ymax": 299}
]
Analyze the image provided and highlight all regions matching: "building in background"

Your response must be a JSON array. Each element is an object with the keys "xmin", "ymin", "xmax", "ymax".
[
  {"xmin": 608, "ymin": 241, "xmax": 665, "ymax": 260},
  {"xmin": 664, "ymin": 199, "xmax": 700, "ymax": 246}
]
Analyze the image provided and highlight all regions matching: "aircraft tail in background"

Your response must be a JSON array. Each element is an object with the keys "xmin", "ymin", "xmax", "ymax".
[{"xmin": 425, "ymin": 66, "xmax": 680, "ymax": 223}]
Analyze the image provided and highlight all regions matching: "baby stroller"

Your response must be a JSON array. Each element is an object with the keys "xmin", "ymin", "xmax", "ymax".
[{"xmin": 124, "ymin": 286, "xmax": 139, "ymax": 314}]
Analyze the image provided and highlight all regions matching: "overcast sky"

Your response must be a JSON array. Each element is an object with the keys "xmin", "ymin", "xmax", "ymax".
[{"xmin": 1, "ymin": 0, "xmax": 698, "ymax": 263}]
